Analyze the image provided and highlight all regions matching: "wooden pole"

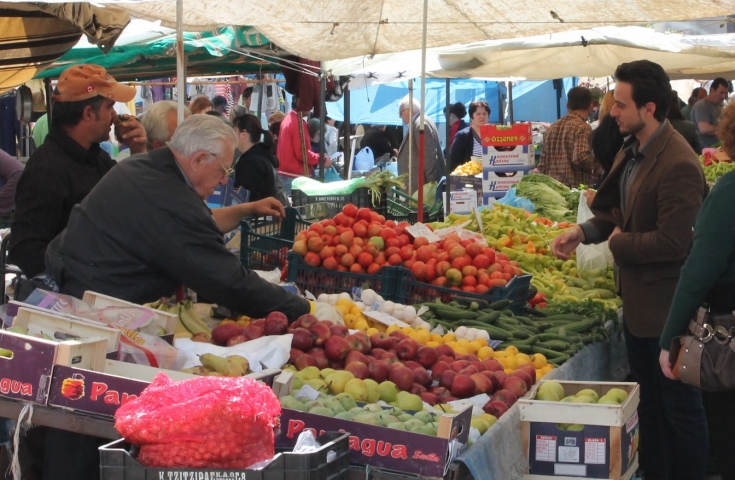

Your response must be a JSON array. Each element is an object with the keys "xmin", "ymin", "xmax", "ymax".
[
  {"xmin": 297, "ymin": 111, "xmax": 309, "ymax": 177},
  {"xmin": 319, "ymin": 67, "xmax": 326, "ymax": 182},
  {"xmin": 342, "ymin": 85, "xmax": 351, "ymax": 173}
]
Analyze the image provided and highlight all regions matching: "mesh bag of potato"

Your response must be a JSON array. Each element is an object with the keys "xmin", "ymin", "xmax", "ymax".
[{"xmin": 115, "ymin": 372, "xmax": 281, "ymax": 468}]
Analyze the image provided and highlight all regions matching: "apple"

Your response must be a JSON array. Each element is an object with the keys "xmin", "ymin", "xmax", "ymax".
[
  {"xmin": 244, "ymin": 325, "xmax": 264, "ymax": 340},
  {"xmin": 226, "ymin": 334, "xmax": 247, "ymax": 346},
  {"xmin": 289, "ymin": 348, "xmax": 305, "ymax": 364},
  {"xmin": 368, "ymin": 360, "xmax": 391, "ymax": 383},
  {"xmin": 346, "ymin": 362, "xmax": 370, "ymax": 380},
  {"xmin": 293, "ymin": 354, "xmax": 318, "ymax": 371},
  {"xmin": 410, "ymin": 383, "xmax": 428, "ymax": 395},
  {"xmin": 493, "ymin": 389, "xmax": 519, "ymax": 408},
  {"xmin": 390, "ymin": 361, "xmax": 406, "ymax": 370},
  {"xmin": 388, "ymin": 331, "xmax": 409, "ymax": 341},
  {"xmin": 412, "ymin": 367, "xmax": 432, "ymax": 388},
  {"xmin": 211, "ymin": 323, "xmax": 242, "ymax": 346},
  {"xmin": 297, "ymin": 314, "xmax": 319, "ymax": 330},
  {"xmin": 370, "ymin": 333, "xmax": 398, "ymax": 351},
  {"xmin": 403, "ymin": 360, "xmax": 422, "ymax": 371},
  {"xmin": 471, "ymin": 373, "xmax": 494, "ymax": 395},
  {"xmin": 345, "ymin": 334, "xmax": 370, "ymax": 354},
  {"xmin": 503, "ymin": 376, "xmax": 529, "ymax": 398},
  {"xmin": 417, "ymin": 347, "xmax": 438, "ymax": 369},
  {"xmin": 483, "ymin": 400, "xmax": 508, "ymax": 417},
  {"xmin": 291, "ymin": 328, "xmax": 313, "ymax": 351},
  {"xmin": 329, "ymin": 324, "xmax": 349, "ymax": 338},
  {"xmin": 482, "ymin": 358, "xmax": 503, "ymax": 372},
  {"xmin": 324, "ymin": 335, "xmax": 351, "ymax": 361},
  {"xmin": 460, "ymin": 354, "xmax": 480, "ymax": 363},
  {"xmin": 380, "ymin": 352, "xmax": 399, "ymax": 364},
  {"xmin": 509, "ymin": 369, "xmax": 533, "ymax": 390},
  {"xmin": 329, "ymin": 360, "xmax": 344, "ymax": 370},
  {"xmin": 307, "ymin": 348, "xmax": 329, "ymax": 369},
  {"xmin": 369, "ymin": 348, "xmax": 387, "ymax": 358},
  {"xmin": 309, "ymin": 322, "xmax": 332, "ymax": 347},
  {"xmin": 264, "ymin": 312, "xmax": 288, "ymax": 336},
  {"xmin": 517, "ymin": 364, "xmax": 537, "ymax": 384},
  {"xmin": 435, "ymin": 344, "xmax": 455, "ymax": 359},
  {"xmin": 480, "ymin": 371, "xmax": 500, "ymax": 393},
  {"xmin": 439, "ymin": 370, "xmax": 457, "ymax": 390},
  {"xmin": 389, "ymin": 366, "xmax": 415, "ymax": 391},
  {"xmin": 437, "ymin": 355, "xmax": 456, "ymax": 366},
  {"xmin": 469, "ymin": 361, "xmax": 485, "ymax": 372},
  {"xmin": 420, "ymin": 392, "xmax": 439, "ymax": 406},
  {"xmin": 450, "ymin": 360, "xmax": 469, "ymax": 373},
  {"xmin": 458, "ymin": 366, "xmax": 480, "ymax": 376},
  {"xmin": 450, "ymin": 374, "xmax": 475, "ymax": 398},
  {"xmin": 345, "ymin": 350, "xmax": 368, "ymax": 366},
  {"xmin": 251, "ymin": 319, "xmax": 266, "ymax": 329},
  {"xmin": 430, "ymin": 361, "xmax": 451, "ymax": 380},
  {"xmin": 493, "ymin": 371, "xmax": 508, "ymax": 385}
]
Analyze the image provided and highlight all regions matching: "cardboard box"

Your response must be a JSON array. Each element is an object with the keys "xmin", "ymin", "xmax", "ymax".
[
  {"xmin": 518, "ymin": 381, "xmax": 640, "ymax": 479},
  {"xmin": 482, "ymin": 166, "xmax": 530, "ymax": 199},
  {"xmin": 82, "ymin": 291, "xmax": 177, "ymax": 338},
  {"xmin": 47, "ymin": 359, "xmax": 282, "ymax": 419},
  {"xmin": 273, "ymin": 372, "xmax": 471, "ymax": 479},
  {"xmin": 482, "ymin": 144, "xmax": 534, "ymax": 168},
  {"xmin": 448, "ymin": 175, "xmax": 482, "ymax": 214},
  {"xmin": 0, "ymin": 329, "xmax": 108, "ymax": 405},
  {"xmin": 480, "ymin": 123, "xmax": 533, "ymax": 146}
]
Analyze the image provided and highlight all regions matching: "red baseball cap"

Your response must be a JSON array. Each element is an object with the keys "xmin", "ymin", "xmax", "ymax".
[{"xmin": 53, "ymin": 64, "xmax": 135, "ymax": 103}]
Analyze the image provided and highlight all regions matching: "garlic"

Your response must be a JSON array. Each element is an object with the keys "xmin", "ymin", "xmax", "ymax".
[{"xmin": 455, "ymin": 326, "xmax": 468, "ymax": 339}]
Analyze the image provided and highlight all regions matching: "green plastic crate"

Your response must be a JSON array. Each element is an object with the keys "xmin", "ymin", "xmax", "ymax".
[{"xmin": 240, "ymin": 207, "xmax": 311, "ymax": 271}]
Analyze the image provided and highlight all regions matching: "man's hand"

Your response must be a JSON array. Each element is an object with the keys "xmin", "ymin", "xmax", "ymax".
[
  {"xmin": 551, "ymin": 225, "xmax": 585, "ymax": 260},
  {"xmin": 659, "ymin": 349, "xmax": 675, "ymax": 380},
  {"xmin": 583, "ymin": 189, "xmax": 596, "ymax": 207},
  {"xmin": 116, "ymin": 115, "xmax": 147, "ymax": 155},
  {"xmin": 608, "ymin": 226, "xmax": 622, "ymax": 242},
  {"xmin": 245, "ymin": 197, "xmax": 285, "ymax": 223}
]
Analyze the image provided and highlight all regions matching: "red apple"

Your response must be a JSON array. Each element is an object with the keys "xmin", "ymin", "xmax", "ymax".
[
  {"xmin": 369, "ymin": 348, "xmax": 387, "ymax": 358},
  {"xmin": 309, "ymin": 322, "xmax": 331, "ymax": 347},
  {"xmin": 483, "ymin": 400, "xmax": 508, "ymax": 417},
  {"xmin": 403, "ymin": 360, "xmax": 422, "ymax": 371},
  {"xmin": 450, "ymin": 360, "xmax": 470, "ymax": 373},
  {"xmin": 291, "ymin": 327, "xmax": 313, "ymax": 351},
  {"xmin": 435, "ymin": 344, "xmax": 455, "ymax": 359},
  {"xmin": 352, "ymin": 332, "xmax": 372, "ymax": 353},
  {"xmin": 389, "ymin": 331, "xmax": 409, "ymax": 341},
  {"xmin": 293, "ymin": 354, "xmax": 318, "ymax": 371},
  {"xmin": 370, "ymin": 333, "xmax": 399, "ymax": 351},
  {"xmin": 430, "ymin": 361, "xmax": 451, "ymax": 380},
  {"xmin": 345, "ymin": 350, "xmax": 368, "ymax": 366},
  {"xmin": 439, "ymin": 370, "xmax": 457, "ymax": 390},
  {"xmin": 211, "ymin": 323, "xmax": 242, "ymax": 346},
  {"xmin": 459, "ymin": 354, "xmax": 480, "ymax": 363},
  {"xmin": 451, "ymin": 374, "xmax": 476, "ymax": 398},
  {"xmin": 417, "ymin": 347, "xmax": 438, "ymax": 369},
  {"xmin": 493, "ymin": 389, "xmax": 519, "ymax": 408},
  {"xmin": 433, "ymin": 387, "xmax": 452, "ymax": 402},
  {"xmin": 459, "ymin": 366, "xmax": 480, "ymax": 376},
  {"xmin": 390, "ymin": 361, "xmax": 406, "ymax": 370},
  {"xmin": 471, "ymin": 373, "xmax": 494, "ymax": 395},
  {"xmin": 509, "ymin": 369, "xmax": 533, "ymax": 390},
  {"xmin": 297, "ymin": 314, "xmax": 319, "ymax": 330},
  {"xmin": 517, "ymin": 364, "xmax": 537, "ymax": 384},
  {"xmin": 226, "ymin": 334, "xmax": 247, "ymax": 346},
  {"xmin": 493, "ymin": 371, "xmax": 508, "ymax": 385},
  {"xmin": 380, "ymin": 352, "xmax": 399, "ymax": 364},
  {"xmin": 289, "ymin": 348, "xmax": 304, "ymax": 364},
  {"xmin": 482, "ymin": 358, "xmax": 504, "ymax": 372},
  {"xmin": 244, "ymin": 325, "xmax": 264, "ymax": 340},
  {"xmin": 438, "ymin": 355, "xmax": 456, "ymax": 365},
  {"xmin": 324, "ymin": 335, "xmax": 351, "ymax": 361},
  {"xmin": 307, "ymin": 348, "xmax": 329, "ymax": 369},
  {"xmin": 345, "ymin": 334, "xmax": 370, "ymax": 354},
  {"xmin": 346, "ymin": 362, "xmax": 370, "ymax": 380},
  {"xmin": 396, "ymin": 338, "xmax": 420, "ymax": 361},
  {"xmin": 368, "ymin": 360, "xmax": 391, "ymax": 383},
  {"xmin": 251, "ymin": 319, "xmax": 265, "ymax": 329},
  {"xmin": 264, "ymin": 312, "xmax": 288, "ymax": 336},
  {"xmin": 420, "ymin": 392, "xmax": 439, "ymax": 406},
  {"xmin": 389, "ymin": 366, "xmax": 415, "ymax": 391},
  {"xmin": 329, "ymin": 360, "xmax": 344, "ymax": 370},
  {"xmin": 410, "ymin": 383, "xmax": 428, "ymax": 395},
  {"xmin": 469, "ymin": 361, "xmax": 485, "ymax": 372},
  {"xmin": 503, "ymin": 376, "xmax": 529, "ymax": 398},
  {"xmin": 481, "ymin": 371, "xmax": 500, "ymax": 393},
  {"xmin": 412, "ymin": 366, "xmax": 432, "ymax": 388},
  {"xmin": 329, "ymin": 324, "xmax": 349, "ymax": 338}
]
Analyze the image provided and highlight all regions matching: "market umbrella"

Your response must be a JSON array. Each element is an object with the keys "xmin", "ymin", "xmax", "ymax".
[{"xmin": 0, "ymin": 2, "xmax": 130, "ymax": 94}]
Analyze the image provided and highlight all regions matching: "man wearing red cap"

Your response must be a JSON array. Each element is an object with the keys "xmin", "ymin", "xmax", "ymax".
[{"xmin": 9, "ymin": 64, "xmax": 147, "ymax": 279}]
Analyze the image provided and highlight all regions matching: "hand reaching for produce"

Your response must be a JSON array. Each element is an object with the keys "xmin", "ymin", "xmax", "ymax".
[
  {"xmin": 551, "ymin": 225, "xmax": 585, "ymax": 260},
  {"xmin": 311, "ymin": 301, "xmax": 345, "ymax": 325},
  {"xmin": 659, "ymin": 349, "xmax": 675, "ymax": 380},
  {"xmin": 245, "ymin": 197, "xmax": 286, "ymax": 223}
]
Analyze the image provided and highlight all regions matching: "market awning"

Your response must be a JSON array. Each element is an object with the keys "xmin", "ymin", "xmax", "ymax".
[
  {"xmin": 105, "ymin": 0, "xmax": 735, "ymax": 61},
  {"xmin": 35, "ymin": 26, "xmax": 280, "ymax": 81},
  {"xmin": 0, "ymin": 2, "xmax": 130, "ymax": 93}
]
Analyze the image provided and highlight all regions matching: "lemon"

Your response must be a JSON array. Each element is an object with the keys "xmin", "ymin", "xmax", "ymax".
[
  {"xmin": 366, "ymin": 327, "xmax": 379, "ymax": 337},
  {"xmin": 402, "ymin": 326, "xmax": 414, "ymax": 335},
  {"xmin": 515, "ymin": 354, "xmax": 532, "ymax": 366},
  {"xmin": 443, "ymin": 333, "xmax": 457, "ymax": 343},
  {"xmin": 504, "ymin": 346, "xmax": 519, "ymax": 356},
  {"xmin": 454, "ymin": 347, "xmax": 469, "ymax": 356},
  {"xmin": 426, "ymin": 341, "xmax": 440, "ymax": 348},
  {"xmin": 386, "ymin": 324, "xmax": 401, "ymax": 334},
  {"xmin": 478, "ymin": 346, "xmax": 495, "ymax": 360},
  {"xmin": 417, "ymin": 330, "xmax": 431, "ymax": 344},
  {"xmin": 344, "ymin": 314, "xmax": 357, "ymax": 328},
  {"xmin": 355, "ymin": 321, "xmax": 369, "ymax": 331},
  {"xmin": 350, "ymin": 306, "xmax": 363, "ymax": 316},
  {"xmin": 531, "ymin": 353, "xmax": 548, "ymax": 369},
  {"xmin": 336, "ymin": 298, "xmax": 354, "ymax": 310},
  {"xmin": 504, "ymin": 356, "xmax": 519, "ymax": 370},
  {"xmin": 471, "ymin": 340, "xmax": 486, "ymax": 352},
  {"xmin": 431, "ymin": 333, "xmax": 444, "ymax": 344}
]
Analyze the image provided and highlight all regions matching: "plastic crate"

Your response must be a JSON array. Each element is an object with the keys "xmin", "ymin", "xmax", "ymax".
[
  {"xmin": 240, "ymin": 207, "xmax": 311, "ymax": 271},
  {"xmin": 291, "ymin": 188, "xmax": 387, "ymax": 217},
  {"xmin": 99, "ymin": 432, "xmax": 350, "ymax": 480},
  {"xmin": 286, "ymin": 252, "xmax": 396, "ymax": 297},
  {"xmin": 385, "ymin": 188, "xmax": 442, "ymax": 223},
  {"xmin": 388, "ymin": 268, "xmax": 532, "ymax": 313}
]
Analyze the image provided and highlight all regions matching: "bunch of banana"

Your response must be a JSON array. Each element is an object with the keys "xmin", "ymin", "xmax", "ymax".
[
  {"xmin": 145, "ymin": 299, "xmax": 212, "ymax": 340},
  {"xmin": 451, "ymin": 158, "xmax": 482, "ymax": 176},
  {"xmin": 181, "ymin": 353, "xmax": 250, "ymax": 377}
]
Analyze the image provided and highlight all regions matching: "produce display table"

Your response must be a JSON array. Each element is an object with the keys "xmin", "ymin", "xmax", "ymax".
[
  {"xmin": 454, "ymin": 331, "xmax": 629, "ymax": 480},
  {"xmin": 0, "ymin": 397, "xmax": 118, "ymax": 440}
]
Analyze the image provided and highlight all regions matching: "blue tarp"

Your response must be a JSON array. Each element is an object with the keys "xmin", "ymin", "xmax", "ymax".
[{"xmin": 326, "ymin": 77, "xmax": 577, "ymax": 127}]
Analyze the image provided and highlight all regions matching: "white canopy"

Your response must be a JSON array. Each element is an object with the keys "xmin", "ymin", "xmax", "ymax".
[
  {"xmin": 324, "ymin": 26, "xmax": 735, "ymax": 81},
  {"xmin": 77, "ymin": 0, "xmax": 735, "ymax": 61}
]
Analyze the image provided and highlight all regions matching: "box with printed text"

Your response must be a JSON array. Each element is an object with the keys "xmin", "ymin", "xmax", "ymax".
[
  {"xmin": 482, "ymin": 144, "xmax": 535, "ymax": 168},
  {"xmin": 480, "ymin": 123, "xmax": 533, "ymax": 147},
  {"xmin": 482, "ymin": 166, "xmax": 530, "ymax": 201}
]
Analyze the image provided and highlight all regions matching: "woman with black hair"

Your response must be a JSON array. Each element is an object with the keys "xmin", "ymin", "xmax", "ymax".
[{"xmin": 232, "ymin": 113, "xmax": 288, "ymax": 205}]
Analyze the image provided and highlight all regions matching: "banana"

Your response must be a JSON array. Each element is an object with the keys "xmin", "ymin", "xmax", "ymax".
[{"xmin": 178, "ymin": 303, "xmax": 212, "ymax": 335}]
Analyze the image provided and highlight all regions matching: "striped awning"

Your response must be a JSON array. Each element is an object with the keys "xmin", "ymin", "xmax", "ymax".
[{"xmin": 0, "ymin": 3, "xmax": 130, "ymax": 94}]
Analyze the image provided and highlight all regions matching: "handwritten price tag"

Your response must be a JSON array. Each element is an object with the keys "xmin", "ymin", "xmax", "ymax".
[
  {"xmin": 406, "ymin": 224, "xmax": 441, "ymax": 243},
  {"xmin": 363, "ymin": 310, "xmax": 410, "ymax": 328}
]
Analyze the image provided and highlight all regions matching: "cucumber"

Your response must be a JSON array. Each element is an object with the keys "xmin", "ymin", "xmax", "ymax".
[
  {"xmin": 513, "ymin": 316, "xmax": 537, "ymax": 328},
  {"xmin": 524, "ymin": 306, "xmax": 548, "ymax": 317},
  {"xmin": 474, "ymin": 311, "xmax": 501, "ymax": 324},
  {"xmin": 487, "ymin": 299, "xmax": 512, "ymax": 311},
  {"xmin": 500, "ymin": 309, "xmax": 515, "ymax": 317},
  {"xmin": 433, "ymin": 306, "xmax": 479, "ymax": 321}
]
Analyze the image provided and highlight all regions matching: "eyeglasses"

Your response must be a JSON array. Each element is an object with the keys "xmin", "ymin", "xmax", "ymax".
[{"xmin": 210, "ymin": 153, "xmax": 234, "ymax": 178}]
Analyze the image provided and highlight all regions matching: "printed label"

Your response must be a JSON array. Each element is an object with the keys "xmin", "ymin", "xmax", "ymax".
[
  {"xmin": 405, "ymin": 224, "xmax": 441, "ymax": 243},
  {"xmin": 558, "ymin": 446, "xmax": 580, "ymax": 463},
  {"xmin": 535, "ymin": 435, "xmax": 556, "ymax": 462},
  {"xmin": 584, "ymin": 438, "xmax": 606, "ymax": 464}
]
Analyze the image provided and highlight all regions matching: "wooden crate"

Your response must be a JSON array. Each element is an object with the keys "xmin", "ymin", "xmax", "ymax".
[
  {"xmin": 517, "ymin": 381, "xmax": 640, "ymax": 479},
  {"xmin": 83, "ymin": 291, "xmax": 177, "ymax": 335}
]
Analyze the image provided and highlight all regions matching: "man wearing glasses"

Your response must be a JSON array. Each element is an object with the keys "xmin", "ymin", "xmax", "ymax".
[{"xmin": 396, "ymin": 96, "xmax": 444, "ymax": 194}]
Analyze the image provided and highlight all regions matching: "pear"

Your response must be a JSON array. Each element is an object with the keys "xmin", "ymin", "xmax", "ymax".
[
  {"xmin": 396, "ymin": 391, "xmax": 423, "ymax": 412},
  {"xmin": 575, "ymin": 389, "xmax": 599, "ymax": 403},
  {"xmin": 320, "ymin": 368, "xmax": 336, "ymax": 379},
  {"xmin": 226, "ymin": 355, "xmax": 250, "ymax": 375},
  {"xmin": 325, "ymin": 398, "xmax": 346, "ymax": 415},
  {"xmin": 181, "ymin": 366, "xmax": 211, "ymax": 375},
  {"xmin": 403, "ymin": 419, "xmax": 425, "ymax": 430},
  {"xmin": 471, "ymin": 418, "xmax": 491, "ymax": 435},
  {"xmin": 398, "ymin": 413, "xmax": 414, "ymax": 422},
  {"xmin": 325, "ymin": 371, "xmax": 355, "ymax": 395},
  {"xmin": 344, "ymin": 379, "xmax": 369, "ymax": 402},
  {"xmin": 280, "ymin": 396, "xmax": 307, "ymax": 412},
  {"xmin": 305, "ymin": 379, "xmax": 328, "ymax": 393},
  {"xmin": 556, "ymin": 423, "xmax": 570, "ymax": 430},
  {"xmin": 349, "ymin": 407, "xmax": 365, "ymax": 415},
  {"xmin": 388, "ymin": 407, "xmax": 405, "ymax": 417},
  {"xmin": 379, "ymin": 381, "xmax": 399, "ymax": 403},
  {"xmin": 200, "ymin": 353, "xmax": 242, "ymax": 377},
  {"xmin": 410, "ymin": 424, "xmax": 436, "ymax": 436},
  {"xmin": 566, "ymin": 424, "xmax": 585, "ymax": 431},
  {"xmin": 387, "ymin": 422, "xmax": 407, "ymax": 430},
  {"xmin": 335, "ymin": 392, "xmax": 358, "ymax": 411},
  {"xmin": 6, "ymin": 326, "xmax": 27, "ymax": 335},
  {"xmin": 309, "ymin": 406, "xmax": 335, "ymax": 417},
  {"xmin": 296, "ymin": 366, "xmax": 321, "ymax": 381},
  {"xmin": 377, "ymin": 413, "xmax": 399, "ymax": 426},
  {"xmin": 413, "ymin": 411, "xmax": 435, "ymax": 425},
  {"xmin": 291, "ymin": 377, "xmax": 305, "ymax": 392},
  {"xmin": 479, "ymin": 414, "xmax": 497, "ymax": 428},
  {"xmin": 335, "ymin": 411, "xmax": 355, "ymax": 420},
  {"xmin": 364, "ymin": 403, "xmax": 384, "ymax": 412},
  {"xmin": 353, "ymin": 412, "xmax": 381, "ymax": 425},
  {"xmin": 363, "ymin": 379, "xmax": 381, "ymax": 403}
]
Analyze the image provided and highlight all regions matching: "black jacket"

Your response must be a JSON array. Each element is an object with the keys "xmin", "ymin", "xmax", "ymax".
[
  {"xmin": 449, "ymin": 126, "xmax": 479, "ymax": 172},
  {"xmin": 590, "ymin": 115, "xmax": 625, "ymax": 180},
  {"xmin": 10, "ymin": 129, "xmax": 116, "ymax": 277},
  {"xmin": 360, "ymin": 128, "xmax": 394, "ymax": 160},
  {"xmin": 234, "ymin": 143, "xmax": 279, "ymax": 202},
  {"xmin": 670, "ymin": 118, "xmax": 703, "ymax": 155},
  {"xmin": 45, "ymin": 147, "xmax": 310, "ymax": 321}
]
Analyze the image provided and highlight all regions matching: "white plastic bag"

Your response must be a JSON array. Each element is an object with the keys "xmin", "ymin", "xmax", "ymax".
[
  {"xmin": 353, "ymin": 146, "xmax": 375, "ymax": 171},
  {"xmin": 575, "ymin": 190, "xmax": 613, "ymax": 271}
]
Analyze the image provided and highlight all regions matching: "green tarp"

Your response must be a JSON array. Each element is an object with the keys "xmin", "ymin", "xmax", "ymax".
[{"xmin": 35, "ymin": 26, "xmax": 281, "ymax": 81}]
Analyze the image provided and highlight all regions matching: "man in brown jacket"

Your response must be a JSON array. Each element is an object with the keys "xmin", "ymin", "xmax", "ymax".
[{"xmin": 552, "ymin": 60, "xmax": 709, "ymax": 479}]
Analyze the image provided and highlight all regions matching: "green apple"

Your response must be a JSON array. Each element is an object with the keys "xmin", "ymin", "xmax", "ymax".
[
  {"xmin": 606, "ymin": 388, "xmax": 629, "ymax": 403},
  {"xmin": 560, "ymin": 395, "xmax": 576, "ymax": 403},
  {"xmin": 536, "ymin": 389, "xmax": 560, "ymax": 402},
  {"xmin": 538, "ymin": 381, "xmax": 565, "ymax": 400},
  {"xmin": 598, "ymin": 395, "xmax": 620, "ymax": 405},
  {"xmin": 572, "ymin": 395, "xmax": 595, "ymax": 404},
  {"xmin": 575, "ymin": 389, "xmax": 599, "ymax": 403}
]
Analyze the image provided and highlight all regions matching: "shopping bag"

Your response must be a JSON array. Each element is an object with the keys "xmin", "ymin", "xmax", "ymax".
[
  {"xmin": 575, "ymin": 190, "xmax": 613, "ymax": 271},
  {"xmin": 323, "ymin": 166, "xmax": 342, "ymax": 183},
  {"xmin": 354, "ymin": 146, "xmax": 375, "ymax": 171}
]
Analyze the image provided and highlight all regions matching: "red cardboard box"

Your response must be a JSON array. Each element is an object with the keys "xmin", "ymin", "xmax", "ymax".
[{"xmin": 481, "ymin": 123, "xmax": 533, "ymax": 146}]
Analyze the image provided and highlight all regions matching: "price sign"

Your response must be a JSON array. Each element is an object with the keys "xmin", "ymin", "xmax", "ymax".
[
  {"xmin": 406, "ymin": 223, "xmax": 441, "ymax": 243},
  {"xmin": 363, "ymin": 310, "xmax": 410, "ymax": 328}
]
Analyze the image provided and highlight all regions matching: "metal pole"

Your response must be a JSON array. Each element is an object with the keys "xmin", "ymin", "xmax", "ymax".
[
  {"xmin": 408, "ymin": 79, "xmax": 414, "ymax": 195},
  {"xmin": 175, "ymin": 0, "xmax": 186, "ymax": 123},
  {"xmin": 44, "ymin": 78, "xmax": 52, "ymax": 122},
  {"xmin": 256, "ymin": 73, "xmax": 264, "ymax": 119},
  {"xmin": 417, "ymin": 0, "xmax": 429, "ymax": 223},
  {"xmin": 445, "ymin": 78, "xmax": 451, "ymax": 151},
  {"xmin": 508, "ymin": 81, "xmax": 514, "ymax": 124},
  {"xmin": 497, "ymin": 83, "xmax": 505, "ymax": 125},
  {"xmin": 343, "ymin": 86, "xmax": 352, "ymax": 172},
  {"xmin": 319, "ymin": 67, "xmax": 326, "ymax": 182}
]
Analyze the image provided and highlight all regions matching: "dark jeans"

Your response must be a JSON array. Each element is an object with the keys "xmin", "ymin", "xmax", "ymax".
[
  {"xmin": 703, "ymin": 389, "xmax": 735, "ymax": 480},
  {"xmin": 623, "ymin": 322, "xmax": 708, "ymax": 480}
]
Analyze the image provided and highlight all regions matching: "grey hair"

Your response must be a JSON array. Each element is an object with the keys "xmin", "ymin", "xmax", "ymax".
[
  {"xmin": 399, "ymin": 95, "xmax": 421, "ymax": 114},
  {"xmin": 168, "ymin": 114, "xmax": 238, "ymax": 160},
  {"xmin": 140, "ymin": 100, "xmax": 191, "ymax": 151}
]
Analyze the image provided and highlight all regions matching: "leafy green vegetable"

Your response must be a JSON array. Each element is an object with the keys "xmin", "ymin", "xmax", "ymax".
[
  {"xmin": 362, "ymin": 171, "xmax": 408, "ymax": 204},
  {"xmin": 540, "ymin": 298, "xmax": 621, "ymax": 334},
  {"xmin": 518, "ymin": 173, "xmax": 580, "ymax": 222}
]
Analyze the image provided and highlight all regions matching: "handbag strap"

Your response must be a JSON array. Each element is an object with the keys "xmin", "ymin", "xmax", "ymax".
[{"xmin": 689, "ymin": 308, "xmax": 735, "ymax": 346}]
